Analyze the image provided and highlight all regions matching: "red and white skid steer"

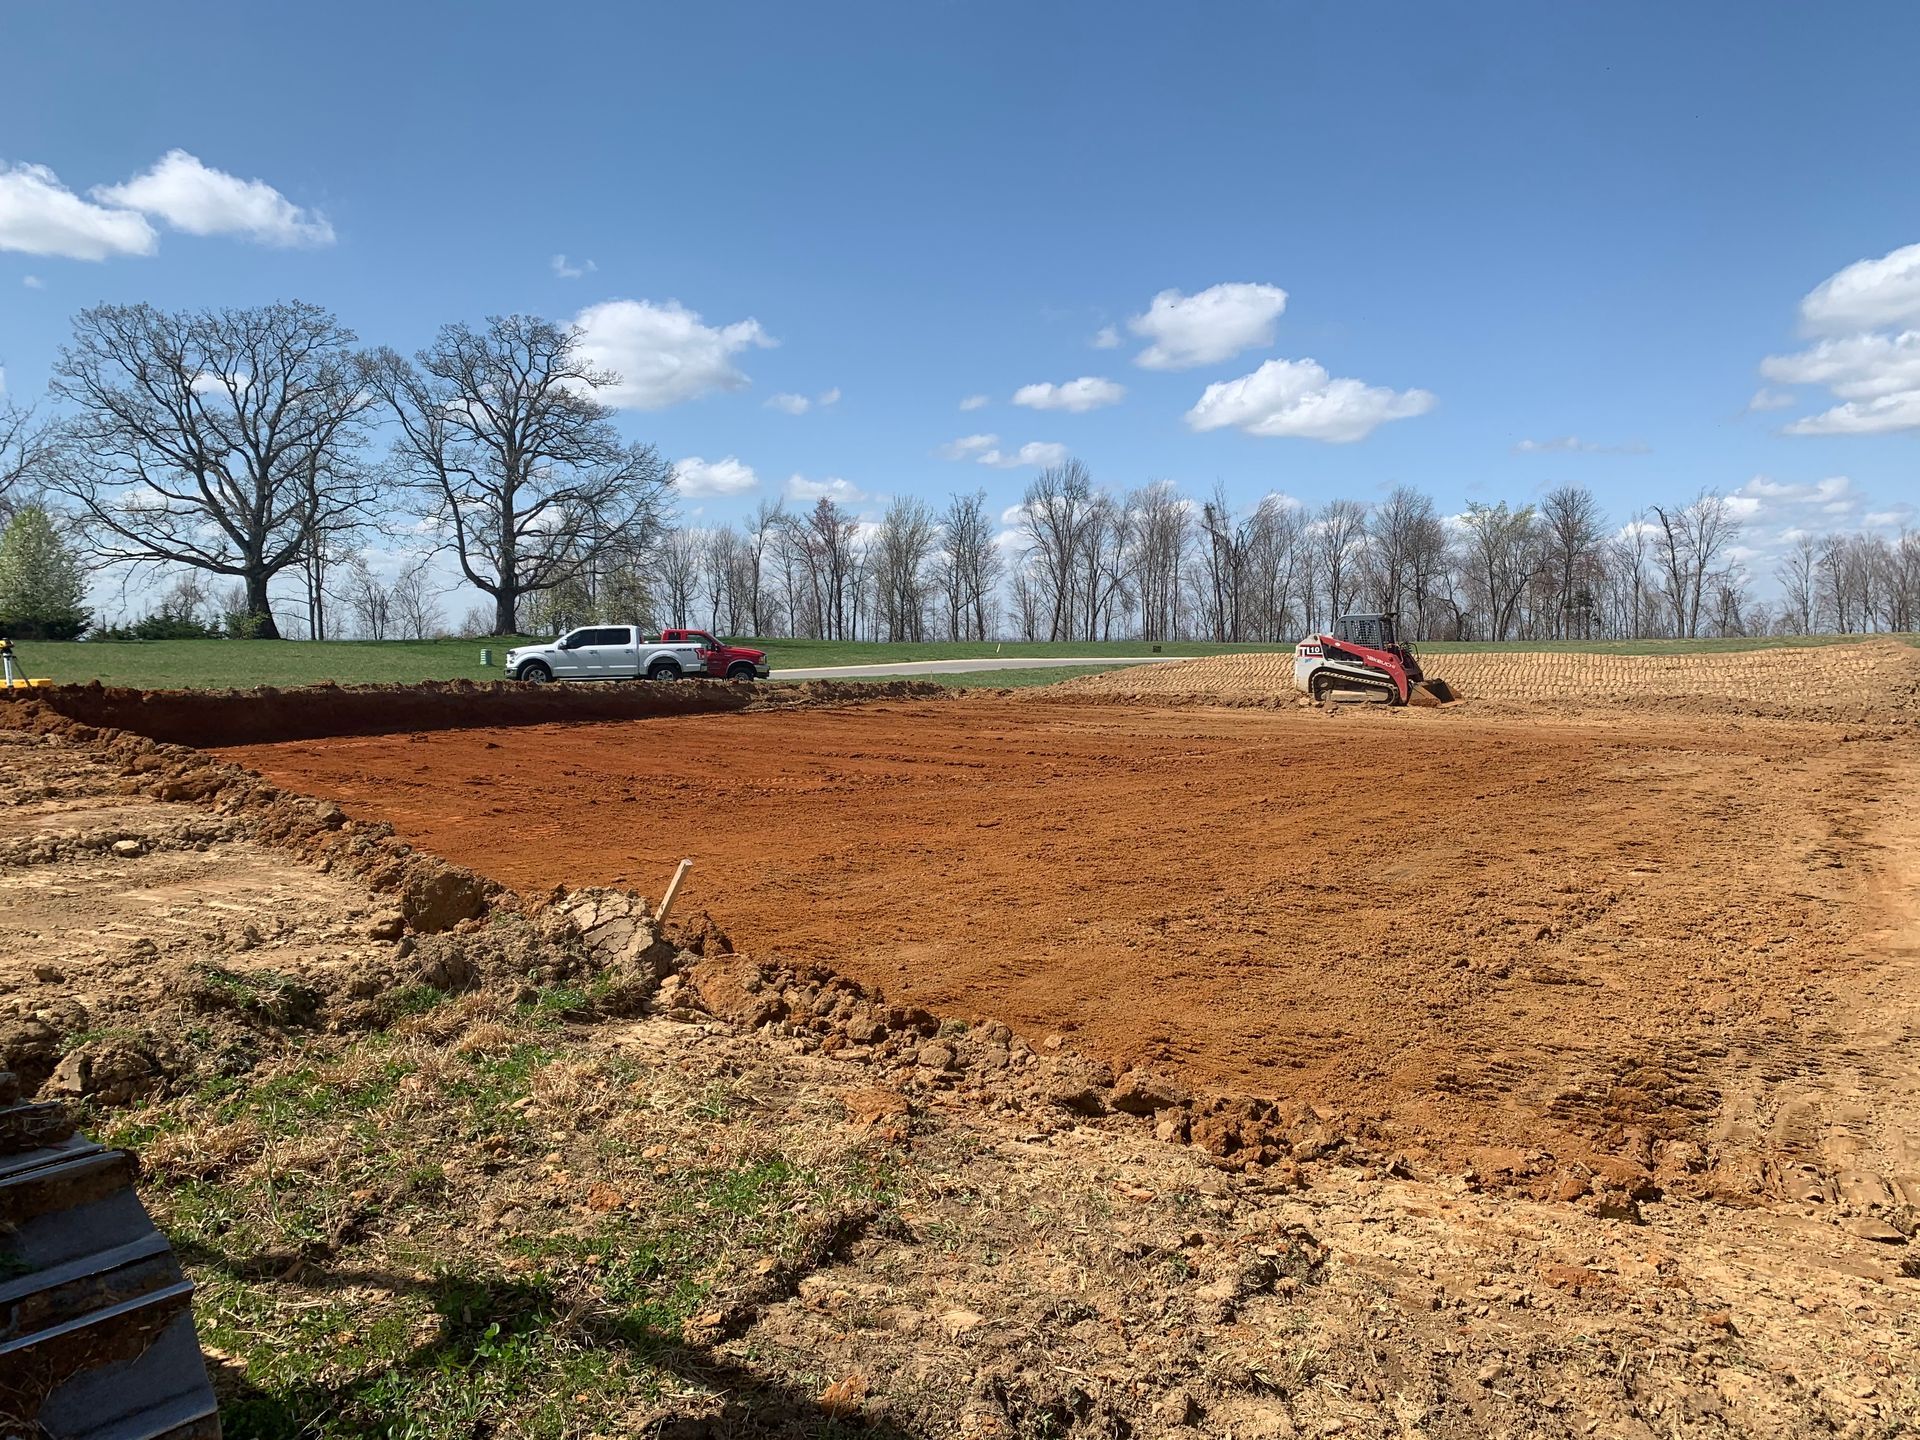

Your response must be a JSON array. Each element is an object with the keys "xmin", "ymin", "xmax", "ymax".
[{"xmin": 1293, "ymin": 613, "xmax": 1454, "ymax": 707}]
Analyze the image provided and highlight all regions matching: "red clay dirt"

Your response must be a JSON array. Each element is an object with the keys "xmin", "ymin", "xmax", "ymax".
[{"xmin": 213, "ymin": 697, "xmax": 1920, "ymax": 1175}]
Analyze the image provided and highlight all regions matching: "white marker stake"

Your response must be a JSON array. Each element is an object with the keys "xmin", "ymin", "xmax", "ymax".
[{"xmin": 654, "ymin": 859, "xmax": 694, "ymax": 926}]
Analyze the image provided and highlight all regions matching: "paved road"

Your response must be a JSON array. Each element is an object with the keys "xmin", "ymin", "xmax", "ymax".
[{"xmin": 775, "ymin": 655, "xmax": 1184, "ymax": 680}]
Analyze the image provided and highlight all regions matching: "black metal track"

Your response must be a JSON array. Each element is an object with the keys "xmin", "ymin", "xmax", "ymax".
[{"xmin": 0, "ymin": 1072, "xmax": 220, "ymax": 1440}]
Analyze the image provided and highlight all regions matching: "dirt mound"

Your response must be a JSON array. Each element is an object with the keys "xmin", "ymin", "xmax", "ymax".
[
  {"xmin": 0, "ymin": 677, "xmax": 946, "ymax": 747},
  {"xmin": 1056, "ymin": 639, "xmax": 1920, "ymax": 720}
]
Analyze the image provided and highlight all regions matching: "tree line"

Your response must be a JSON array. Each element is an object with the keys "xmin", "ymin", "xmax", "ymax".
[
  {"xmin": 638, "ymin": 467, "xmax": 1918, "ymax": 645},
  {"xmin": 1, "ymin": 301, "xmax": 670, "ymax": 641},
  {"xmin": 1, "ymin": 298, "xmax": 1915, "ymax": 645}
]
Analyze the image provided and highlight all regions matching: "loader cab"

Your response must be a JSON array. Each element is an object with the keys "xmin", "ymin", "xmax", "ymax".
[{"xmin": 1332, "ymin": 613, "xmax": 1397, "ymax": 649}]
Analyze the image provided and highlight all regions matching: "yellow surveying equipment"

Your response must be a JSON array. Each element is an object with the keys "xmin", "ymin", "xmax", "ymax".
[{"xmin": 0, "ymin": 636, "xmax": 55, "ymax": 690}]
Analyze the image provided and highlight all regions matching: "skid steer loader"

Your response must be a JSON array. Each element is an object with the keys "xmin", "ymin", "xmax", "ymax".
[{"xmin": 1293, "ymin": 613, "xmax": 1454, "ymax": 706}]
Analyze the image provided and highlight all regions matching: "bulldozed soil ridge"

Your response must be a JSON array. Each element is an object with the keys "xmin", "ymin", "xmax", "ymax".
[
  {"xmin": 2, "ymin": 676, "xmax": 946, "ymax": 747},
  {"xmin": 1057, "ymin": 637, "xmax": 1920, "ymax": 721}
]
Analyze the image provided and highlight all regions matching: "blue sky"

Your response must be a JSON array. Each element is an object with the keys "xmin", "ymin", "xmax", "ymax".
[{"xmin": 3, "ymin": 1, "xmax": 1918, "ymax": 614}]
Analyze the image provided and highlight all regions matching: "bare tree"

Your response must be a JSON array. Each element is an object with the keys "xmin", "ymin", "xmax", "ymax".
[
  {"xmin": 1540, "ymin": 484, "xmax": 1606, "ymax": 639},
  {"xmin": 49, "ymin": 301, "xmax": 375, "ymax": 638},
  {"xmin": 342, "ymin": 556, "xmax": 393, "ymax": 640},
  {"xmin": 1008, "ymin": 560, "xmax": 1043, "ymax": 640},
  {"xmin": 1129, "ymin": 481, "xmax": 1190, "ymax": 642},
  {"xmin": 371, "ymin": 314, "xmax": 672, "ymax": 636},
  {"xmin": 1649, "ymin": 490, "xmax": 1739, "ymax": 639},
  {"xmin": 934, "ymin": 490, "xmax": 1001, "ymax": 640},
  {"xmin": 1367, "ymin": 486, "xmax": 1439, "ymax": 631},
  {"xmin": 1889, "ymin": 530, "xmax": 1920, "ymax": 633},
  {"xmin": 1775, "ymin": 533, "xmax": 1820, "ymax": 635},
  {"xmin": 1019, "ymin": 460, "xmax": 1095, "ymax": 641},
  {"xmin": 790, "ymin": 497, "xmax": 862, "ymax": 640},
  {"xmin": 874, "ymin": 496, "xmax": 938, "ymax": 641},
  {"xmin": 389, "ymin": 562, "xmax": 443, "ymax": 639},
  {"xmin": 1456, "ymin": 501, "xmax": 1541, "ymax": 641},
  {"xmin": 1195, "ymin": 484, "xmax": 1257, "ymax": 641},
  {"xmin": 743, "ymin": 499, "xmax": 786, "ymax": 635},
  {"xmin": 1, "ymin": 402, "xmax": 58, "ymax": 522},
  {"xmin": 652, "ymin": 527, "xmax": 702, "ymax": 629},
  {"xmin": 1313, "ymin": 499, "xmax": 1370, "ymax": 627},
  {"xmin": 1244, "ymin": 494, "xmax": 1308, "ymax": 640},
  {"xmin": 699, "ymin": 527, "xmax": 740, "ymax": 632}
]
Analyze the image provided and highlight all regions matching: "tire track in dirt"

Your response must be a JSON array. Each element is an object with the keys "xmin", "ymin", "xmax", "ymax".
[{"xmin": 1058, "ymin": 638, "xmax": 1920, "ymax": 723}]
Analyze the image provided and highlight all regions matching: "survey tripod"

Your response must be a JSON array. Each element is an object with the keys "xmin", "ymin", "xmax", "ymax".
[{"xmin": 1, "ymin": 636, "xmax": 39, "ymax": 689}]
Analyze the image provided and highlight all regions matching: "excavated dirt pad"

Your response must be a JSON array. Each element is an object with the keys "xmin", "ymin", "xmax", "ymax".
[
  {"xmin": 1058, "ymin": 638, "xmax": 1920, "ymax": 722},
  {"xmin": 216, "ymin": 698, "xmax": 1920, "ymax": 1191}
]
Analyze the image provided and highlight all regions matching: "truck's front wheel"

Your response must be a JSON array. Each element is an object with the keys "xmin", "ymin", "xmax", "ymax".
[
  {"xmin": 648, "ymin": 660, "xmax": 683, "ymax": 681},
  {"xmin": 518, "ymin": 662, "xmax": 552, "ymax": 685},
  {"xmin": 726, "ymin": 662, "xmax": 756, "ymax": 681}
]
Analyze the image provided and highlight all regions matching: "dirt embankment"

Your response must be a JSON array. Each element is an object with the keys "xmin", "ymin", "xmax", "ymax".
[
  {"xmin": 1058, "ymin": 638, "xmax": 1920, "ymax": 722},
  {"xmin": 6, "ymin": 699, "xmax": 1919, "ymax": 1436},
  {"xmin": 211, "ymin": 696, "xmax": 1920, "ymax": 1217},
  {"xmin": 2, "ymin": 677, "xmax": 946, "ymax": 747}
]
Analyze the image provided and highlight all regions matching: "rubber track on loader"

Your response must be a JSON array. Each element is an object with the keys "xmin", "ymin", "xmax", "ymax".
[
  {"xmin": 0, "ymin": 1070, "xmax": 220, "ymax": 1439},
  {"xmin": 1313, "ymin": 669, "xmax": 1400, "ymax": 704}
]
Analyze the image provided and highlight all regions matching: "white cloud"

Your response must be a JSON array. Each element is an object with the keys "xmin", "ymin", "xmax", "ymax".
[
  {"xmin": 787, "ymin": 473, "xmax": 869, "ymax": 503},
  {"xmin": 1091, "ymin": 325, "xmax": 1120, "ymax": 349},
  {"xmin": 1762, "ymin": 330, "xmax": 1920, "ymax": 401},
  {"xmin": 1725, "ymin": 475, "xmax": 1870, "ymax": 537},
  {"xmin": 572, "ymin": 298, "xmax": 775, "ymax": 411},
  {"xmin": 1798, "ymin": 241, "xmax": 1920, "ymax": 335},
  {"xmin": 673, "ymin": 455, "xmax": 759, "ymax": 497},
  {"xmin": 1716, "ymin": 473, "xmax": 1915, "ymax": 571},
  {"xmin": 1011, "ymin": 376, "xmax": 1126, "ymax": 412},
  {"xmin": 1760, "ymin": 245, "xmax": 1920, "ymax": 436},
  {"xmin": 959, "ymin": 394, "xmax": 990, "ymax": 411},
  {"xmin": 1185, "ymin": 358, "xmax": 1435, "ymax": 443},
  {"xmin": 1512, "ymin": 435, "xmax": 1650, "ymax": 455},
  {"xmin": 766, "ymin": 387, "xmax": 839, "ymax": 415},
  {"xmin": 1746, "ymin": 387, "xmax": 1796, "ymax": 412},
  {"xmin": 1783, "ymin": 391, "xmax": 1920, "ymax": 436},
  {"xmin": 940, "ymin": 433, "xmax": 999, "ymax": 459},
  {"xmin": 1129, "ymin": 282, "xmax": 1288, "ymax": 370},
  {"xmin": 21, "ymin": 273, "xmax": 43, "ymax": 289},
  {"xmin": 0, "ymin": 161, "xmax": 156, "ymax": 259},
  {"xmin": 940, "ymin": 434, "xmax": 1066, "ymax": 468},
  {"xmin": 551, "ymin": 254, "xmax": 596, "ymax": 279},
  {"xmin": 94, "ymin": 149, "xmax": 333, "ymax": 246},
  {"xmin": 978, "ymin": 440, "xmax": 1069, "ymax": 469}
]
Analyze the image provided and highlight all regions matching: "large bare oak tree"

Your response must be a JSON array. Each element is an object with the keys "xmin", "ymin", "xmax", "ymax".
[
  {"xmin": 49, "ymin": 301, "xmax": 375, "ymax": 638},
  {"xmin": 371, "ymin": 314, "xmax": 672, "ymax": 636}
]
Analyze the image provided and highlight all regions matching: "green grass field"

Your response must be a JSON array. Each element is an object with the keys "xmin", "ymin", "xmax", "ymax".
[{"xmin": 2, "ymin": 631, "xmax": 1911, "ymax": 691}]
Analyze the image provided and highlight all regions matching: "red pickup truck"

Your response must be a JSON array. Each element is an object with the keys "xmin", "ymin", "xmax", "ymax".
[{"xmin": 659, "ymin": 629, "xmax": 771, "ymax": 681}]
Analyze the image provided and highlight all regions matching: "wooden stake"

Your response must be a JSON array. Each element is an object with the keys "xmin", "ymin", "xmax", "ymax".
[{"xmin": 654, "ymin": 858, "xmax": 693, "ymax": 926}]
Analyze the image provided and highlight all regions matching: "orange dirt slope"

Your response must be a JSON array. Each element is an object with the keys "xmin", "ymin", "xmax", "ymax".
[{"xmin": 214, "ymin": 696, "xmax": 1920, "ymax": 1172}]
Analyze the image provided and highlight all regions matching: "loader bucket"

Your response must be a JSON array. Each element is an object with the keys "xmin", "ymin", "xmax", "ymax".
[
  {"xmin": 0, "ymin": 1071, "xmax": 221, "ymax": 1438},
  {"xmin": 1407, "ymin": 679, "xmax": 1455, "ymax": 707}
]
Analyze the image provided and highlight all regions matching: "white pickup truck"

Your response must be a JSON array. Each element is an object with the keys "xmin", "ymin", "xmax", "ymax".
[{"xmin": 504, "ymin": 627, "xmax": 706, "ymax": 684}]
